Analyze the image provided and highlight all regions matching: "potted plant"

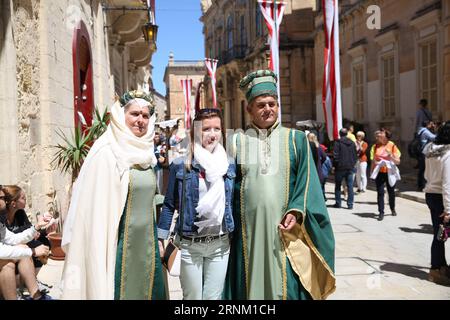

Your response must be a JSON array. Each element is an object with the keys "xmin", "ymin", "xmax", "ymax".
[
  {"xmin": 49, "ymin": 106, "xmax": 110, "ymax": 260},
  {"xmin": 46, "ymin": 191, "xmax": 66, "ymax": 261}
]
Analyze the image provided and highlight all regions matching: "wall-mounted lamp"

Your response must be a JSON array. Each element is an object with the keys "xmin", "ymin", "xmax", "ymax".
[
  {"xmin": 102, "ymin": 4, "xmax": 158, "ymax": 45},
  {"xmin": 142, "ymin": 22, "xmax": 158, "ymax": 43}
]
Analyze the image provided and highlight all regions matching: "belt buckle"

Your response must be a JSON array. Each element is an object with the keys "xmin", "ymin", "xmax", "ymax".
[{"xmin": 204, "ymin": 235, "xmax": 214, "ymax": 243}]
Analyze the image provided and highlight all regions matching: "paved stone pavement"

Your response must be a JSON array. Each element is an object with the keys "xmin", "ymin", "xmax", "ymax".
[{"xmin": 38, "ymin": 183, "xmax": 450, "ymax": 300}]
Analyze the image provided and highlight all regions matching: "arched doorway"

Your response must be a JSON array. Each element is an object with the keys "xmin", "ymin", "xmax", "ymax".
[{"xmin": 72, "ymin": 21, "xmax": 94, "ymax": 129}]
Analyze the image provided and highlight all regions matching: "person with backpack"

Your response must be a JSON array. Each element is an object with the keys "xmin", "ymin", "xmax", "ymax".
[
  {"xmin": 333, "ymin": 128, "xmax": 358, "ymax": 209},
  {"xmin": 415, "ymin": 99, "xmax": 432, "ymax": 132},
  {"xmin": 417, "ymin": 120, "xmax": 436, "ymax": 191}
]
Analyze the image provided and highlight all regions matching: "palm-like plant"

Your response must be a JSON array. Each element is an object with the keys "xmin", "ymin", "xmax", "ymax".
[
  {"xmin": 51, "ymin": 106, "xmax": 110, "ymax": 182},
  {"xmin": 87, "ymin": 106, "xmax": 110, "ymax": 141},
  {"xmin": 51, "ymin": 124, "xmax": 91, "ymax": 183}
]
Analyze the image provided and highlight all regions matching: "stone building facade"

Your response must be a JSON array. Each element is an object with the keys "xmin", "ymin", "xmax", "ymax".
[
  {"xmin": 314, "ymin": 0, "xmax": 450, "ymax": 165},
  {"xmin": 0, "ymin": 0, "xmax": 157, "ymax": 214},
  {"xmin": 163, "ymin": 53, "xmax": 206, "ymax": 121},
  {"xmin": 200, "ymin": 0, "xmax": 317, "ymax": 129},
  {"xmin": 152, "ymin": 90, "xmax": 167, "ymax": 123}
]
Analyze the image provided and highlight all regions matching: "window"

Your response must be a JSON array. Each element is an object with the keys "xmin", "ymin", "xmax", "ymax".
[
  {"xmin": 208, "ymin": 28, "xmax": 214, "ymax": 58},
  {"xmin": 241, "ymin": 100, "xmax": 246, "ymax": 128},
  {"xmin": 419, "ymin": 41, "xmax": 438, "ymax": 114},
  {"xmin": 381, "ymin": 55, "xmax": 395, "ymax": 117},
  {"xmin": 240, "ymin": 15, "xmax": 247, "ymax": 47},
  {"xmin": 217, "ymin": 36, "xmax": 222, "ymax": 59},
  {"xmin": 353, "ymin": 65, "xmax": 364, "ymax": 119},
  {"xmin": 256, "ymin": 7, "xmax": 262, "ymax": 37},
  {"xmin": 227, "ymin": 15, "xmax": 233, "ymax": 50}
]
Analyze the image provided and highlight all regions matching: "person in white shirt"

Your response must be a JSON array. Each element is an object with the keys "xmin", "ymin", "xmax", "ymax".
[
  {"xmin": 0, "ymin": 186, "xmax": 52, "ymax": 300},
  {"xmin": 423, "ymin": 121, "xmax": 450, "ymax": 286}
]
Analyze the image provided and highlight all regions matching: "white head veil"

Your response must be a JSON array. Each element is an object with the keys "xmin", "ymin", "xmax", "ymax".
[
  {"xmin": 106, "ymin": 98, "xmax": 157, "ymax": 169},
  {"xmin": 62, "ymin": 96, "xmax": 157, "ymax": 248}
]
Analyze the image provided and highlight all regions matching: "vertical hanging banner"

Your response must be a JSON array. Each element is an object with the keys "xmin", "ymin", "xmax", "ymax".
[
  {"xmin": 322, "ymin": 0, "xmax": 342, "ymax": 141},
  {"xmin": 205, "ymin": 58, "xmax": 219, "ymax": 108},
  {"xmin": 181, "ymin": 79, "xmax": 193, "ymax": 130},
  {"xmin": 258, "ymin": 0, "xmax": 286, "ymax": 120},
  {"xmin": 146, "ymin": 0, "xmax": 156, "ymax": 23}
]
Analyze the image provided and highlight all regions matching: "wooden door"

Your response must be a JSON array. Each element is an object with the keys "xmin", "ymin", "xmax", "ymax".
[{"xmin": 72, "ymin": 21, "xmax": 94, "ymax": 130}]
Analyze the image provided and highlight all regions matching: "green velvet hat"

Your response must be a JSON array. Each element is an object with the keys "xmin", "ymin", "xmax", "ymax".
[{"xmin": 239, "ymin": 70, "xmax": 278, "ymax": 102}]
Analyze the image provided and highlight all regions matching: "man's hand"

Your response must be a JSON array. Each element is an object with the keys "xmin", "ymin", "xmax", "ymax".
[{"xmin": 279, "ymin": 213, "xmax": 297, "ymax": 232}]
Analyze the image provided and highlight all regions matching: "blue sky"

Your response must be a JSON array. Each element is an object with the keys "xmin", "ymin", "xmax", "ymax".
[{"xmin": 152, "ymin": 1, "xmax": 205, "ymax": 95}]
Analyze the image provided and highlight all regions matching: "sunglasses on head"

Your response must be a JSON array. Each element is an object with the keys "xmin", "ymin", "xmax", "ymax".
[{"xmin": 195, "ymin": 108, "xmax": 222, "ymax": 117}]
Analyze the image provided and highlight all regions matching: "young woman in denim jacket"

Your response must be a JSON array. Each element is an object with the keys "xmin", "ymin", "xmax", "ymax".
[{"xmin": 157, "ymin": 108, "xmax": 235, "ymax": 300}]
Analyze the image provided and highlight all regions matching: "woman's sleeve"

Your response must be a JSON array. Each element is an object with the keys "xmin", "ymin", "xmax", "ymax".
[
  {"xmin": 442, "ymin": 155, "xmax": 450, "ymax": 213},
  {"xmin": 157, "ymin": 162, "xmax": 179, "ymax": 239}
]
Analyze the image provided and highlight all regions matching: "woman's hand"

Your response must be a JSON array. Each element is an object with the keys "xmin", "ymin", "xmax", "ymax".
[
  {"xmin": 158, "ymin": 239, "xmax": 165, "ymax": 259},
  {"xmin": 440, "ymin": 212, "xmax": 450, "ymax": 224},
  {"xmin": 32, "ymin": 244, "xmax": 50, "ymax": 257},
  {"xmin": 34, "ymin": 212, "xmax": 56, "ymax": 232}
]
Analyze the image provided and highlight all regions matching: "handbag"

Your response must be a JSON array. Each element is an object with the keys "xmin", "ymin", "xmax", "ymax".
[
  {"xmin": 162, "ymin": 237, "xmax": 181, "ymax": 276},
  {"xmin": 161, "ymin": 167, "xmax": 186, "ymax": 277}
]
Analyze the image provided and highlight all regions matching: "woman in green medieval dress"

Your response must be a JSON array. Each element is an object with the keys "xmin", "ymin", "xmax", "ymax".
[{"xmin": 60, "ymin": 91, "xmax": 167, "ymax": 300}]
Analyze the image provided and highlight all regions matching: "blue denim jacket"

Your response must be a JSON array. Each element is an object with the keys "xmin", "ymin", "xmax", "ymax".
[{"xmin": 157, "ymin": 156, "xmax": 236, "ymax": 239}]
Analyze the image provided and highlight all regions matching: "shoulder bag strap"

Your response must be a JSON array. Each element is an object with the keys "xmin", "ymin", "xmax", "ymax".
[
  {"xmin": 179, "ymin": 166, "xmax": 186, "ymax": 238},
  {"xmin": 169, "ymin": 166, "xmax": 186, "ymax": 241}
]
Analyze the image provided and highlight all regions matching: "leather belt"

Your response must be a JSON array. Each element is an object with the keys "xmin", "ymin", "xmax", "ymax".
[{"xmin": 181, "ymin": 233, "xmax": 228, "ymax": 243}]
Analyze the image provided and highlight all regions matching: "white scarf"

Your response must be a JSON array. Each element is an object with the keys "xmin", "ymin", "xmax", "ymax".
[
  {"xmin": 107, "ymin": 99, "xmax": 157, "ymax": 170},
  {"xmin": 194, "ymin": 142, "xmax": 229, "ymax": 233}
]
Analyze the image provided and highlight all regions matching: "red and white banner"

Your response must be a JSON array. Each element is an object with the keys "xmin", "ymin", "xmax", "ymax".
[
  {"xmin": 146, "ymin": 0, "xmax": 156, "ymax": 23},
  {"xmin": 258, "ymin": 0, "xmax": 285, "ymax": 119},
  {"xmin": 322, "ymin": 0, "xmax": 342, "ymax": 141},
  {"xmin": 205, "ymin": 58, "xmax": 218, "ymax": 108},
  {"xmin": 181, "ymin": 79, "xmax": 193, "ymax": 129}
]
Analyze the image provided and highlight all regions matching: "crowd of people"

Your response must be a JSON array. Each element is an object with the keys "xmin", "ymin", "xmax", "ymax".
[
  {"xmin": 303, "ymin": 98, "xmax": 449, "ymax": 286},
  {"xmin": 1, "ymin": 72, "xmax": 449, "ymax": 300}
]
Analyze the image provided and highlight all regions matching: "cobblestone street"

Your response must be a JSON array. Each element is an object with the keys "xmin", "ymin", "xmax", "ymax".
[{"xmin": 39, "ymin": 183, "xmax": 450, "ymax": 300}]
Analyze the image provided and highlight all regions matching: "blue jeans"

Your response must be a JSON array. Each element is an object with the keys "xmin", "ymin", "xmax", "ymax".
[
  {"xmin": 335, "ymin": 169, "xmax": 355, "ymax": 208},
  {"xmin": 179, "ymin": 236, "xmax": 230, "ymax": 300}
]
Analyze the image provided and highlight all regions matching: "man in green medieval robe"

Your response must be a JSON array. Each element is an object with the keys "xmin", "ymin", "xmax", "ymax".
[{"xmin": 224, "ymin": 70, "xmax": 336, "ymax": 300}]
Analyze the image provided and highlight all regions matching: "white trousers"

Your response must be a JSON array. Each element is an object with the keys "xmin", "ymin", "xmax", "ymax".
[{"xmin": 356, "ymin": 161, "xmax": 368, "ymax": 191}]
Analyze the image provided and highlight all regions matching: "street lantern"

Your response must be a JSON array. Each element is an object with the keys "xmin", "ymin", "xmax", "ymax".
[{"xmin": 142, "ymin": 22, "xmax": 158, "ymax": 44}]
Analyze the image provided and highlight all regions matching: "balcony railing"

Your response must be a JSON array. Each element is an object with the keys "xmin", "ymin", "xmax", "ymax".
[{"xmin": 217, "ymin": 45, "xmax": 247, "ymax": 66}]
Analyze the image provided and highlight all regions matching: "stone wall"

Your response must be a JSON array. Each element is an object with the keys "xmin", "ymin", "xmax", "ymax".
[{"xmin": 9, "ymin": 0, "xmax": 42, "ymax": 213}]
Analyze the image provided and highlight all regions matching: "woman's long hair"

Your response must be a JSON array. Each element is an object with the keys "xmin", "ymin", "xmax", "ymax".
[
  {"xmin": 2, "ymin": 185, "xmax": 22, "ymax": 211},
  {"xmin": 185, "ymin": 109, "xmax": 225, "ymax": 170},
  {"xmin": 435, "ymin": 121, "xmax": 450, "ymax": 145}
]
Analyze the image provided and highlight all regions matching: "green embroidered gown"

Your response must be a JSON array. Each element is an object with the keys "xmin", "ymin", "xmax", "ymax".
[
  {"xmin": 225, "ymin": 123, "xmax": 335, "ymax": 300},
  {"xmin": 114, "ymin": 167, "xmax": 167, "ymax": 300}
]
